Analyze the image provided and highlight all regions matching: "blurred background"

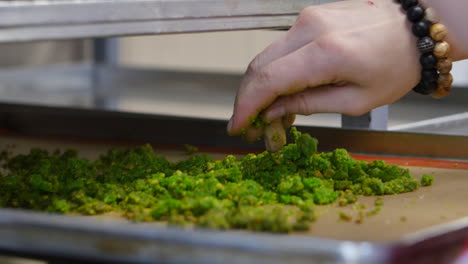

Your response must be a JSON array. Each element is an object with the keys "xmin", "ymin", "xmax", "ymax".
[{"xmin": 2, "ymin": 31, "xmax": 468, "ymax": 134}]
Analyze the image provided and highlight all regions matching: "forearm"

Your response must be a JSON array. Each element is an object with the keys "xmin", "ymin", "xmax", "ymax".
[{"xmin": 426, "ymin": 0, "xmax": 468, "ymax": 60}]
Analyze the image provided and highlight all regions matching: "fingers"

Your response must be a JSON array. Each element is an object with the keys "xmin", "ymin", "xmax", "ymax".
[
  {"xmin": 264, "ymin": 85, "xmax": 365, "ymax": 122},
  {"xmin": 242, "ymin": 126, "xmax": 264, "ymax": 144},
  {"xmin": 242, "ymin": 14, "xmax": 319, "ymax": 87},
  {"xmin": 228, "ymin": 39, "xmax": 339, "ymax": 136},
  {"xmin": 282, "ymin": 114, "xmax": 296, "ymax": 129},
  {"xmin": 264, "ymin": 119, "xmax": 287, "ymax": 152},
  {"xmin": 238, "ymin": 114, "xmax": 295, "ymax": 145}
]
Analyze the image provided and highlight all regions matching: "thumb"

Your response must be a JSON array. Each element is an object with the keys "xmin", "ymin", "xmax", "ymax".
[{"xmin": 264, "ymin": 119, "xmax": 287, "ymax": 152}]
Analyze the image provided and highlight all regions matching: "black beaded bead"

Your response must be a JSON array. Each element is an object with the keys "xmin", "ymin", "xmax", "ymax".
[
  {"xmin": 417, "ymin": 37, "xmax": 435, "ymax": 53},
  {"xmin": 413, "ymin": 82, "xmax": 433, "ymax": 95},
  {"xmin": 420, "ymin": 53, "xmax": 438, "ymax": 69},
  {"xmin": 423, "ymin": 79, "xmax": 438, "ymax": 91},
  {"xmin": 401, "ymin": 0, "xmax": 418, "ymax": 10},
  {"xmin": 407, "ymin": 6, "xmax": 425, "ymax": 22},
  {"xmin": 412, "ymin": 20, "xmax": 430, "ymax": 37},
  {"xmin": 421, "ymin": 69, "xmax": 439, "ymax": 83}
]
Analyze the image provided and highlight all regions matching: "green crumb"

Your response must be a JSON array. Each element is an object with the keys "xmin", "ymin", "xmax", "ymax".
[
  {"xmin": 339, "ymin": 211, "xmax": 352, "ymax": 222},
  {"xmin": 183, "ymin": 144, "xmax": 199, "ymax": 155},
  {"xmin": 338, "ymin": 198, "xmax": 348, "ymax": 207},
  {"xmin": 251, "ymin": 115, "xmax": 266, "ymax": 129},
  {"xmin": 338, "ymin": 192, "xmax": 357, "ymax": 207},
  {"xmin": 420, "ymin": 174, "xmax": 434, "ymax": 187},
  {"xmin": 366, "ymin": 206, "xmax": 382, "ymax": 217},
  {"xmin": 355, "ymin": 211, "xmax": 365, "ymax": 224},
  {"xmin": 271, "ymin": 134, "xmax": 281, "ymax": 143},
  {"xmin": 344, "ymin": 193, "xmax": 357, "ymax": 204},
  {"xmin": 400, "ymin": 216, "xmax": 407, "ymax": 222},
  {"xmin": 374, "ymin": 197, "xmax": 384, "ymax": 207},
  {"xmin": 353, "ymin": 203, "xmax": 367, "ymax": 211},
  {"xmin": 0, "ymin": 128, "xmax": 425, "ymax": 233}
]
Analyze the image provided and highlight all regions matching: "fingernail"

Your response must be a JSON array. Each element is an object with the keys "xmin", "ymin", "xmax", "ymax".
[{"xmin": 265, "ymin": 106, "xmax": 285, "ymax": 123}]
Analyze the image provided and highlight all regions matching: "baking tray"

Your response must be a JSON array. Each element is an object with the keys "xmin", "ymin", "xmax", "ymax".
[{"xmin": 1, "ymin": 104, "xmax": 468, "ymax": 263}]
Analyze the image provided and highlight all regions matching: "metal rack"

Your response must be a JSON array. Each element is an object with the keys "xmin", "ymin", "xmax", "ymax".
[{"xmin": 0, "ymin": 0, "xmax": 338, "ymax": 42}]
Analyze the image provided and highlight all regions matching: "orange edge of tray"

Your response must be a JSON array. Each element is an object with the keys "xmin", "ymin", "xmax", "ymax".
[{"xmin": 351, "ymin": 154, "xmax": 468, "ymax": 170}]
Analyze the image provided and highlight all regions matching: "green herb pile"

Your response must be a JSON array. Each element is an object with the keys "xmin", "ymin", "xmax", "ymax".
[{"xmin": 0, "ymin": 128, "xmax": 432, "ymax": 233}]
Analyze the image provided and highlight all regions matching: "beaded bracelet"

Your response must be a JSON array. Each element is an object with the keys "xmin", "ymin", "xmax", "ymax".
[{"xmin": 398, "ymin": 0, "xmax": 453, "ymax": 99}]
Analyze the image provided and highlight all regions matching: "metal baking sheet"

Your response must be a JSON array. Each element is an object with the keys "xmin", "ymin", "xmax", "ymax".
[
  {"xmin": 0, "ymin": 0, "xmax": 340, "ymax": 42},
  {"xmin": 0, "ymin": 131, "xmax": 468, "ymax": 263}
]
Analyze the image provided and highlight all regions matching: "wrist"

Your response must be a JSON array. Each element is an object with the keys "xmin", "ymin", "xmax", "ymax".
[{"xmin": 397, "ymin": 0, "xmax": 455, "ymax": 97}]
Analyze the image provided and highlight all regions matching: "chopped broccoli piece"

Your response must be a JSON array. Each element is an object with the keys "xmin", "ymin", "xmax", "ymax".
[{"xmin": 421, "ymin": 174, "xmax": 434, "ymax": 187}]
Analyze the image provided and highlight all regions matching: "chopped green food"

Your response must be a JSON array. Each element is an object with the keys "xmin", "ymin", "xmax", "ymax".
[
  {"xmin": 0, "ymin": 128, "xmax": 424, "ymax": 233},
  {"xmin": 338, "ymin": 191, "xmax": 358, "ymax": 207},
  {"xmin": 271, "ymin": 134, "xmax": 281, "ymax": 143},
  {"xmin": 355, "ymin": 211, "xmax": 365, "ymax": 224},
  {"xmin": 374, "ymin": 197, "xmax": 384, "ymax": 206},
  {"xmin": 353, "ymin": 203, "xmax": 367, "ymax": 211},
  {"xmin": 366, "ymin": 206, "xmax": 382, "ymax": 217},
  {"xmin": 339, "ymin": 211, "xmax": 352, "ymax": 222},
  {"xmin": 420, "ymin": 174, "xmax": 434, "ymax": 186}
]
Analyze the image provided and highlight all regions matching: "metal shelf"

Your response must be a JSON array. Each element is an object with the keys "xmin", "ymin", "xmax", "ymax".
[{"xmin": 0, "ymin": 0, "xmax": 338, "ymax": 42}]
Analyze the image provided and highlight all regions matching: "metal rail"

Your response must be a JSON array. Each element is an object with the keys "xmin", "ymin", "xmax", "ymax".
[{"xmin": 0, "ymin": 0, "xmax": 340, "ymax": 42}]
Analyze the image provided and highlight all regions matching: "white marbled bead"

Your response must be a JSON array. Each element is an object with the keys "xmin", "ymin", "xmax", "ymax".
[{"xmin": 425, "ymin": 8, "xmax": 440, "ymax": 24}]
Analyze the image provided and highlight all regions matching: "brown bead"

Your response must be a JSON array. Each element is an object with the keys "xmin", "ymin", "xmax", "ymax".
[
  {"xmin": 437, "ymin": 58, "xmax": 453, "ymax": 74},
  {"xmin": 430, "ymin": 24, "xmax": 448, "ymax": 42},
  {"xmin": 431, "ymin": 85, "xmax": 452, "ymax": 99},
  {"xmin": 434, "ymin": 41, "xmax": 450, "ymax": 58},
  {"xmin": 444, "ymin": 85, "xmax": 453, "ymax": 93},
  {"xmin": 438, "ymin": 73, "xmax": 453, "ymax": 87}
]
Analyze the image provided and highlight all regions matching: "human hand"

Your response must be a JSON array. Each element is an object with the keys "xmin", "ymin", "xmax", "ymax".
[{"xmin": 227, "ymin": 0, "xmax": 422, "ymax": 151}]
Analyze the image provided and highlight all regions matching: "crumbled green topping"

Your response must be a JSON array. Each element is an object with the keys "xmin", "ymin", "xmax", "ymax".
[
  {"xmin": 339, "ymin": 211, "xmax": 352, "ymax": 222},
  {"xmin": 420, "ymin": 174, "xmax": 434, "ymax": 187},
  {"xmin": 355, "ymin": 211, "xmax": 365, "ymax": 224},
  {"xmin": 0, "ymin": 128, "xmax": 423, "ymax": 233},
  {"xmin": 251, "ymin": 115, "xmax": 266, "ymax": 129},
  {"xmin": 366, "ymin": 206, "xmax": 382, "ymax": 217},
  {"xmin": 374, "ymin": 197, "xmax": 384, "ymax": 207},
  {"xmin": 338, "ymin": 191, "xmax": 358, "ymax": 207},
  {"xmin": 271, "ymin": 134, "xmax": 281, "ymax": 143}
]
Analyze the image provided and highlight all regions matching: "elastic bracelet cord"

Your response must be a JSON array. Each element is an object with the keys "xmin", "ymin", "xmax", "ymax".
[{"xmin": 397, "ymin": 0, "xmax": 454, "ymax": 98}]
